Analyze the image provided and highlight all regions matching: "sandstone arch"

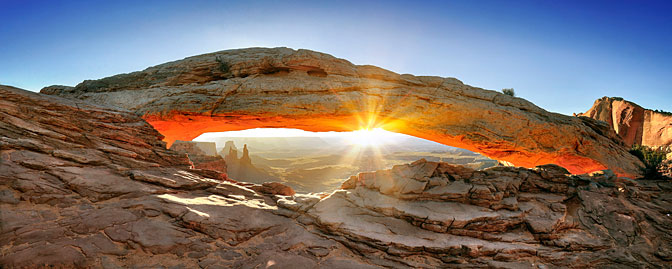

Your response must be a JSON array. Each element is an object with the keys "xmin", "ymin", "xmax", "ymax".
[{"xmin": 42, "ymin": 47, "xmax": 643, "ymax": 177}]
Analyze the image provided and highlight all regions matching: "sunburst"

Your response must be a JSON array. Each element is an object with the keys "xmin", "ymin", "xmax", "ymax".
[{"xmin": 346, "ymin": 128, "xmax": 390, "ymax": 147}]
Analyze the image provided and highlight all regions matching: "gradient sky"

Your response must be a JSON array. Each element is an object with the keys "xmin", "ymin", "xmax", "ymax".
[{"xmin": 1, "ymin": 0, "xmax": 670, "ymax": 115}]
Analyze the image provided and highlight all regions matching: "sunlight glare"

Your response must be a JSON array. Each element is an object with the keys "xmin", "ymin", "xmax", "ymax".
[
  {"xmin": 346, "ymin": 128, "xmax": 395, "ymax": 147},
  {"xmin": 193, "ymin": 127, "xmax": 408, "ymax": 149}
]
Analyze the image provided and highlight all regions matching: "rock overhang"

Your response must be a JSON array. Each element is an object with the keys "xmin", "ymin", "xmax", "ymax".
[{"xmin": 40, "ymin": 47, "xmax": 645, "ymax": 178}]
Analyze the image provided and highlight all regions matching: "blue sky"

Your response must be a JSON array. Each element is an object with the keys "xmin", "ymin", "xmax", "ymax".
[{"xmin": 1, "ymin": 0, "xmax": 670, "ymax": 115}]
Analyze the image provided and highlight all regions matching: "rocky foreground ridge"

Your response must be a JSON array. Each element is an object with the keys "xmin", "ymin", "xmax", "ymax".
[
  {"xmin": 41, "ymin": 47, "xmax": 643, "ymax": 178},
  {"xmin": 579, "ymin": 96, "xmax": 672, "ymax": 149},
  {"xmin": 3, "ymin": 85, "xmax": 672, "ymax": 267}
]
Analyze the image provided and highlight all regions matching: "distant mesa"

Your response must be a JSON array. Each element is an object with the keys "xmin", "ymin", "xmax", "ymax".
[
  {"xmin": 222, "ymin": 141, "xmax": 278, "ymax": 182},
  {"xmin": 222, "ymin": 140, "xmax": 238, "ymax": 154},
  {"xmin": 578, "ymin": 96, "xmax": 672, "ymax": 149},
  {"xmin": 170, "ymin": 140, "xmax": 228, "ymax": 179},
  {"xmin": 170, "ymin": 140, "xmax": 217, "ymax": 156}
]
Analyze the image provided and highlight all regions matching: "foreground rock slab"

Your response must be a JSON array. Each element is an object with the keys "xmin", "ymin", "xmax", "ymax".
[
  {"xmin": 0, "ymin": 85, "xmax": 371, "ymax": 268},
  {"xmin": 42, "ymin": 47, "xmax": 643, "ymax": 177},
  {"xmin": 2, "ymin": 85, "xmax": 671, "ymax": 268}
]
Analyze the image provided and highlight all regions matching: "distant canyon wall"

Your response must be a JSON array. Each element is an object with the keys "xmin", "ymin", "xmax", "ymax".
[{"xmin": 578, "ymin": 97, "xmax": 672, "ymax": 149}]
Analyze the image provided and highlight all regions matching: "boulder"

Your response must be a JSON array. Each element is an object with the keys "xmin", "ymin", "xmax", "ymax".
[{"xmin": 250, "ymin": 182, "xmax": 296, "ymax": 196}]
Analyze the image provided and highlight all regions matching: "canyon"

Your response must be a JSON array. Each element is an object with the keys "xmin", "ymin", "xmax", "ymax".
[
  {"xmin": 186, "ymin": 137, "xmax": 497, "ymax": 193},
  {"xmin": 42, "ymin": 47, "xmax": 643, "ymax": 178}
]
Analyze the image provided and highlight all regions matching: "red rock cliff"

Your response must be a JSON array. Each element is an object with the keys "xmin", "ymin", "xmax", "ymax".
[{"xmin": 579, "ymin": 97, "xmax": 672, "ymax": 148}]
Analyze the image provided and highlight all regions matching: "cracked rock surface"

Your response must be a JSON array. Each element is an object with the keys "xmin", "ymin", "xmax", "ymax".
[{"xmin": 2, "ymin": 85, "xmax": 671, "ymax": 268}]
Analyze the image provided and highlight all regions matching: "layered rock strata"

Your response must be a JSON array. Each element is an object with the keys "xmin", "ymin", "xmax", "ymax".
[
  {"xmin": 169, "ymin": 140, "xmax": 228, "ymax": 178},
  {"xmin": 579, "ymin": 96, "xmax": 672, "ymax": 148},
  {"xmin": 307, "ymin": 160, "xmax": 672, "ymax": 267},
  {"xmin": 223, "ymin": 142, "xmax": 277, "ymax": 182},
  {"xmin": 2, "ymin": 85, "xmax": 671, "ymax": 268},
  {"xmin": 170, "ymin": 140, "xmax": 218, "ymax": 156},
  {"xmin": 41, "ymin": 47, "xmax": 643, "ymax": 177}
]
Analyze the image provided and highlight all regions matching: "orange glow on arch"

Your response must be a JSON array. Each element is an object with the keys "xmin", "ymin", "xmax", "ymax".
[
  {"xmin": 141, "ymin": 76, "xmax": 632, "ymax": 178},
  {"xmin": 143, "ymin": 111, "xmax": 613, "ymax": 176}
]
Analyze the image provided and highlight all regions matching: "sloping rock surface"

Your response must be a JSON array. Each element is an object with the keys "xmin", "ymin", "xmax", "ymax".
[
  {"xmin": 579, "ymin": 96, "xmax": 672, "ymax": 148},
  {"xmin": 2, "ymin": 85, "xmax": 671, "ymax": 268},
  {"xmin": 41, "ymin": 47, "xmax": 643, "ymax": 178},
  {"xmin": 0, "ymin": 85, "xmax": 367, "ymax": 268}
]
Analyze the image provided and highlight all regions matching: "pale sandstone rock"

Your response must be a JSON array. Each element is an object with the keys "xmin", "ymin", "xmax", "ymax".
[
  {"xmin": 0, "ymin": 85, "xmax": 375, "ymax": 267},
  {"xmin": 304, "ymin": 159, "xmax": 672, "ymax": 267},
  {"xmin": 129, "ymin": 168, "xmax": 219, "ymax": 189},
  {"xmin": 2, "ymin": 85, "xmax": 671, "ymax": 268},
  {"xmin": 276, "ymin": 193, "xmax": 321, "ymax": 213},
  {"xmin": 42, "ymin": 47, "xmax": 643, "ymax": 178}
]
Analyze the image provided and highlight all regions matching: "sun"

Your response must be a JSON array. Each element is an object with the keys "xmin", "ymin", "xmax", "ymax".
[{"xmin": 346, "ymin": 128, "xmax": 391, "ymax": 147}]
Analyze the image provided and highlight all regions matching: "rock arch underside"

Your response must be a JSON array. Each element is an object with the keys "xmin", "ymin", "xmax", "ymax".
[{"xmin": 43, "ymin": 47, "xmax": 643, "ymax": 178}]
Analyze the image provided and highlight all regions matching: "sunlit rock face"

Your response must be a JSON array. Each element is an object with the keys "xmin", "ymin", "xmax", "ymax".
[
  {"xmin": 579, "ymin": 96, "xmax": 672, "ymax": 148},
  {"xmin": 41, "ymin": 47, "xmax": 643, "ymax": 178},
  {"xmin": 308, "ymin": 159, "xmax": 672, "ymax": 267},
  {"xmin": 0, "ymin": 85, "xmax": 337, "ymax": 267},
  {"xmin": 2, "ymin": 85, "xmax": 670, "ymax": 267}
]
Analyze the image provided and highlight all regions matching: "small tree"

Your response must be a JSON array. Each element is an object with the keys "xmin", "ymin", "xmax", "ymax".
[
  {"xmin": 502, "ymin": 88, "xmax": 515, "ymax": 97},
  {"xmin": 629, "ymin": 144, "xmax": 670, "ymax": 179},
  {"xmin": 215, "ymin": 56, "xmax": 230, "ymax": 73}
]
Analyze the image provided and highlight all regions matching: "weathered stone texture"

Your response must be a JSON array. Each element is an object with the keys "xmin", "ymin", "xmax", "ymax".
[
  {"xmin": 2, "ymin": 85, "xmax": 671, "ymax": 268},
  {"xmin": 42, "ymin": 47, "xmax": 643, "ymax": 177}
]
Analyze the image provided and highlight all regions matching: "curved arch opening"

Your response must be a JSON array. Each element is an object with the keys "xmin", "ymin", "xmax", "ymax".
[
  {"xmin": 172, "ymin": 127, "xmax": 497, "ymax": 192},
  {"xmin": 146, "ymin": 111, "xmax": 614, "ymax": 177}
]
